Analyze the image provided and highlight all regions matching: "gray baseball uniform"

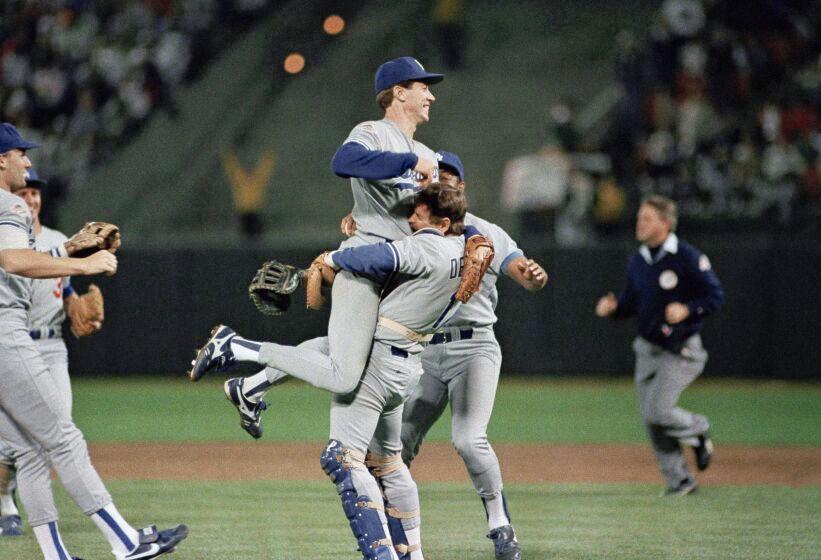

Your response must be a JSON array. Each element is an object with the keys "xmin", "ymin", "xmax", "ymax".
[
  {"xmin": 401, "ymin": 213, "xmax": 523, "ymax": 503},
  {"xmin": 243, "ymin": 229, "xmax": 464, "ymax": 559},
  {"xmin": 0, "ymin": 226, "xmax": 72, "ymax": 523},
  {"xmin": 0, "ymin": 189, "xmax": 112, "ymax": 527},
  {"xmin": 261, "ymin": 119, "xmax": 439, "ymax": 394}
]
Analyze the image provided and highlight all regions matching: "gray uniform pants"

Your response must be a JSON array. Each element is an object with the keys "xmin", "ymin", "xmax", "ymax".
[
  {"xmin": 0, "ymin": 317, "xmax": 111, "ymax": 526},
  {"xmin": 259, "ymin": 271, "xmax": 380, "ymax": 394},
  {"xmin": 402, "ymin": 326, "xmax": 505, "ymax": 499},
  {"xmin": 633, "ymin": 335, "xmax": 710, "ymax": 487},
  {"xmin": 330, "ymin": 342, "xmax": 424, "ymax": 531}
]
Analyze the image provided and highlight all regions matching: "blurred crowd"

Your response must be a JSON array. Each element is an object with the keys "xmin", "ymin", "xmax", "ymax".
[
  {"xmin": 0, "ymin": 0, "xmax": 270, "ymax": 202},
  {"xmin": 504, "ymin": 0, "xmax": 820, "ymax": 244}
]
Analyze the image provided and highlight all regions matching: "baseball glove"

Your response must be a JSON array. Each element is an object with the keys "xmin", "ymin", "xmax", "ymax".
[
  {"xmin": 305, "ymin": 252, "xmax": 336, "ymax": 310},
  {"xmin": 454, "ymin": 234, "xmax": 494, "ymax": 303},
  {"xmin": 68, "ymin": 284, "xmax": 104, "ymax": 337},
  {"xmin": 65, "ymin": 222, "xmax": 121, "ymax": 258},
  {"xmin": 248, "ymin": 260, "xmax": 305, "ymax": 316}
]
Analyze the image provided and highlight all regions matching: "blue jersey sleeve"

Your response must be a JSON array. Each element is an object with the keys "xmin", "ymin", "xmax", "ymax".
[
  {"xmin": 330, "ymin": 242, "xmax": 399, "ymax": 281},
  {"xmin": 682, "ymin": 249, "xmax": 725, "ymax": 318},
  {"xmin": 331, "ymin": 142, "xmax": 419, "ymax": 181}
]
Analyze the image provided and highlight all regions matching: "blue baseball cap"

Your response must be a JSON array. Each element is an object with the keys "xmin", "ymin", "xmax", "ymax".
[
  {"xmin": 374, "ymin": 57, "xmax": 444, "ymax": 94},
  {"xmin": 435, "ymin": 150, "xmax": 465, "ymax": 181},
  {"xmin": 25, "ymin": 169, "xmax": 47, "ymax": 189},
  {"xmin": 0, "ymin": 123, "xmax": 39, "ymax": 153}
]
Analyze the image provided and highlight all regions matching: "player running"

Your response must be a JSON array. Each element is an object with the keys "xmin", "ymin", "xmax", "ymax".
[
  {"xmin": 190, "ymin": 183, "xmax": 473, "ymax": 560},
  {"xmin": 0, "ymin": 123, "xmax": 188, "ymax": 560},
  {"xmin": 595, "ymin": 195, "xmax": 724, "ymax": 496}
]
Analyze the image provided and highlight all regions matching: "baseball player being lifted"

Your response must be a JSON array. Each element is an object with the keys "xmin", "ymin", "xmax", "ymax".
[
  {"xmin": 595, "ymin": 195, "xmax": 724, "ymax": 496},
  {"xmin": 191, "ymin": 183, "xmax": 478, "ymax": 560},
  {"xmin": 0, "ymin": 123, "xmax": 188, "ymax": 560},
  {"xmin": 209, "ymin": 57, "xmax": 444, "ymax": 429},
  {"xmin": 0, "ymin": 169, "xmax": 107, "ymax": 538}
]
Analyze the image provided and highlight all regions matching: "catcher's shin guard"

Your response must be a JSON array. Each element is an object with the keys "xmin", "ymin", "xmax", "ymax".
[{"xmin": 320, "ymin": 440, "xmax": 395, "ymax": 560}]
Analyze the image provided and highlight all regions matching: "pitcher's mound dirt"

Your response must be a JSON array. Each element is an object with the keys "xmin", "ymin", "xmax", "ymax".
[{"xmin": 88, "ymin": 442, "xmax": 821, "ymax": 486}]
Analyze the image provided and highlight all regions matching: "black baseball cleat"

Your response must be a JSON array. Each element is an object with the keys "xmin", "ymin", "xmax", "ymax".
[
  {"xmin": 188, "ymin": 325, "xmax": 237, "ymax": 381},
  {"xmin": 662, "ymin": 477, "xmax": 699, "ymax": 497},
  {"xmin": 487, "ymin": 524, "xmax": 521, "ymax": 560},
  {"xmin": 693, "ymin": 433, "xmax": 714, "ymax": 471},
  {"xmin": 124, "ymin": 524, "xmax": 189, "ymax": 559},
  {"xmin": 0, "ymin": 514, "xmax": 23, "ymax": 536},
  {"xmin": 224, "ymin": 377, "xmax": 267, "ymax": 439}
]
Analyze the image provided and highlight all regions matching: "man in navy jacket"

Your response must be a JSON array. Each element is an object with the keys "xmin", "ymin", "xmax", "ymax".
[{"xmin": 596, "ymin": 195, "xmax": 724, "ymax": 496}]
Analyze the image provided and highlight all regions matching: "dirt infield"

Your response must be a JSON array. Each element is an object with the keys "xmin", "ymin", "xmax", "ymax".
[{"xmin": 89, "ymin": 442, "xmax": 821, "ymax": 486}]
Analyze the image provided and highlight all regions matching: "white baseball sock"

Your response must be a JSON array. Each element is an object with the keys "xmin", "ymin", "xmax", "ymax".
[
  {"xmin": 230, "ymin": 337, "xmax": 261, "ymax": 362},
  {"xmin": 90, "ymin": 503, "xmax": 140, "ymax": 556},
  {"xmin": 485, "ymin": 495, "xmax": 510, "ymax": 530},
  {"xmin": 242, "ymin": 370, "xmax": 273, "ymax": 403},
  {"xmin": 33, "ymin": 522, "xmax": 72, "ymax": 560},
  {"xmin": 406, "ymin": 527, "xmax": 424, "ymax": 559},
  {"xmin": 0, "ymin": 491, "xmax": 19, "ymax": 516}
]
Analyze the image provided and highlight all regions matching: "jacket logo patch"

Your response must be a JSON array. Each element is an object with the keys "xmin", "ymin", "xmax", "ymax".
[{"xmin": 659, "ymin": 270, "xmax": 678, "ymax": 290}]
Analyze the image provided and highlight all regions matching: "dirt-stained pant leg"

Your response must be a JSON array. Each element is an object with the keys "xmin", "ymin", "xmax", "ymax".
[
  {"xmin": 0, "ymin": 329, "xmax": 111, "ymax": 526},
  {"xmin": 634, "ymin": 336, "xmax": 709, "ymax": 487}
]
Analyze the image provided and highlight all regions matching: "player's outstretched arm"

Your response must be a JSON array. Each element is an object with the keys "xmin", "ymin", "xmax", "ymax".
[
  {"xmin": 507, "ymin": 256, "xmax": 548, "ymax": 292},
  {"xmin": 0, "ymin": 249, "xmax": 117, "ymax": 278}
]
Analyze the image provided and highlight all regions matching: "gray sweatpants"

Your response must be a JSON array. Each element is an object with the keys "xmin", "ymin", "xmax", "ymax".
[
  {"xmin": 633, "ymin": 335, "xmax": 710, "ymax": 488},
  {"xmin": 0, "ymin": 316, "xmax": 111, "ymax": 527},
  {"xmin": 330, "ymin": 342, "xmax": 424, "ymax": 532},
  {"xmin": 402, "ymin": 326, "xmax": 505, "ymax": 499},
  {"xmin": 259, "ymin": 271, "xmax": 380, "ymax": 394}
]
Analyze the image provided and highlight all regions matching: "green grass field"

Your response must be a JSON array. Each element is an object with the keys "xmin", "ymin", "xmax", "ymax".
[{"xmin": 2, "ymin": 377, "xmax": 820, "ymax": 560}]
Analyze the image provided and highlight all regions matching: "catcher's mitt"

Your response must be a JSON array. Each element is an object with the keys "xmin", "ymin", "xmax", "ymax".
[
  {"xmin": 248, "ymin": 260, "xmax": 305, "ymax": 316},
  {"xmin": 305, "ymin": 252, "xmax": 336, "ymax": 310},
  {"xmin": 65, "ymin": 222, "xmax": 121, "ymax": 258},
  {"xmin": 68, "ymin": 284, "xmax": 104, "ymax": 338},
  {"xmin": 454, "ymin": 234, "xmax": 495, "ymax": 303}
]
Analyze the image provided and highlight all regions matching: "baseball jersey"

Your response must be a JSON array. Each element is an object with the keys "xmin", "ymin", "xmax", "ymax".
[
  {"xmin": 0, "ymin": 188, "xmax": 34, "ymax": 312},
  {"xmin": 615, "ymin": 233, "xmax": 725, "ymax": 352},
  {"xmin": 442, "ymin": 213, "xmax": 523, "ymax": 328},
  {"xmin": 29, "ymin": 226, "xmax": 70, "ymax": 329},
  {"xmin": 338, "ymin": 119, "xmax": 439, "ymax": 246},
  {"xmin": 330, "ymin": 228, "xmax": 466, "ymax": 351}
]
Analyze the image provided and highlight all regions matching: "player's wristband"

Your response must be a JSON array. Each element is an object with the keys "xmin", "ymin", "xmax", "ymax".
[{"xmin": 325, "ymin": 251, "xmax": 340, "ymax": 270}]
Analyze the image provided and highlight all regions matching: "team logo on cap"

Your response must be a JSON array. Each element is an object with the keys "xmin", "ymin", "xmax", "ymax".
[
  {"xmin": 435, "ymin": 152, "xmax": 443, "ymax": 161},
  {"xmin": 659, "ymin": 270, "xmax": 678, "ymax": 290},
  {"xmin": 699, "ymin": 254, "xmax": 711, "ymax": 271}
]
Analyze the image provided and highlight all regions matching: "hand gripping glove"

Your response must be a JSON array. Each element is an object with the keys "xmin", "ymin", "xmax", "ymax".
[
  {"xmin": 248, "ymin": 260, "xmax": 305, "ymax": 316},
  {"xmin": 68, "ymin": 284, "xmax": 104, "ymax": 337},
  {"xmin": 455, "ymin": 234, "xmax": 494, "ymax": 303},
  {"xmin": 305, "ymin": 252, "xmax": 337, "ymax": 310},
  {"xmin": 65, "ymin": 222, "xmax": 121, "ymax": 258}
]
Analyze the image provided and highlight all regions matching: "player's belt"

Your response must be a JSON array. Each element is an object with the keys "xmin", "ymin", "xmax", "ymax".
[
  {"xmin": 377, "ymin": 316, "xmax": 433, "ymax": 343},
  {"xmin": 429, "ymin": 328, "xmax": 474, "ymax": 345},
  {"xmin": 30, "ymin": 325, "xmax": 61, "ymax": 340}
]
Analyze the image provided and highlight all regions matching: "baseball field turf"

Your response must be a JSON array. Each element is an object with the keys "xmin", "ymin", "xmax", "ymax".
[{"xmin": 2, "ymin": 377, "xmax": 820, "ymax": 560}]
